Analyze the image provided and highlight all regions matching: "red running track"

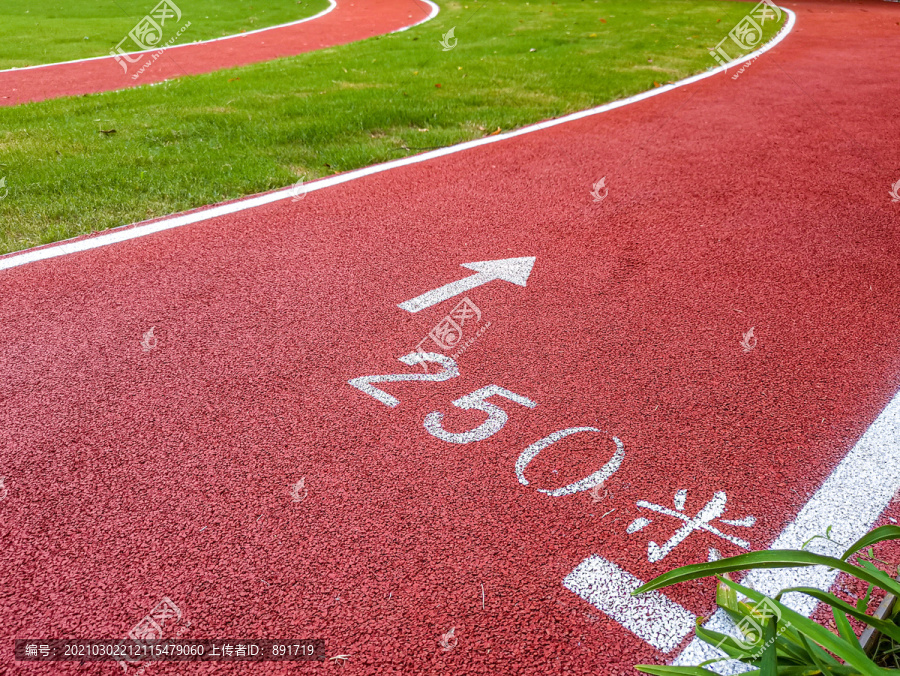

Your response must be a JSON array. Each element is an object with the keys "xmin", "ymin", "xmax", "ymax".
[
  {"xmin": 0, "ymin": 0, "xmax": 435, "ymax": 107},
  {"xmin": 2, "ymin": 1, "xmax": 900, "ymax": 674}
]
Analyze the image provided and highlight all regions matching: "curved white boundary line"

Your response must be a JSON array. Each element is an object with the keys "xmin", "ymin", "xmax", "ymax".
[
  {"xmin": 1, "ymin": 0, "xmax": 339, "ymax": 74},
  {"xmin": 392, "ymin": 0, "xmax": 440, "ymax": 33},
  {"xmin": 0, "ymin": 7, "xmax": 794, "ymax": 273}
]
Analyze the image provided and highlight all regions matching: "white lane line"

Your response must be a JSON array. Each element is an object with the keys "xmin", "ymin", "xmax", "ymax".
[
  {"xmin": 673, "ymin": 386, "xmax": 900, "ymax": 673},
  {"xmin": 0, "ymin": 7, "xmax": 795, "ymax": 273},
  {"xmin": 564, "ymin": 555, "xmax": 697, "ymax": 654},
  {"xmin": 0, "ymin": 0, "xmax": 338, "ymax": 73},
  {"xmin": 392, "ymin": 0, "xmax": 440, "ymax": 33}
]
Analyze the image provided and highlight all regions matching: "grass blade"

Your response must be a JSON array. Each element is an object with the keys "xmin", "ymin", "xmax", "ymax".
[
  {"xmin": 799, "ymin": 632, "xmax": 832, "ymax": 673},
  {"xmin": 857, "ymin": 560, "xmax": 900, "ymax": 596},
  {"xmin": 840, "ymin": 526, "xmax": 900, "ymax": 561},
  {"xmin": 776, "ymin": 587, "xmax": 900, "ymax": 644},
  {"xmin": 760, "ymin": 617, "xmax": 778, "ymax": 676},
  {"xmin": 634, "ymin": 666, "xmax": 721, "ymax": 675},
  {"xmin": 694, "ymin": 622, "xmax": 758, "ymax": 661},
  {"xmin": 772, "ymin": 628, "xmax": 817, "ymax": 665},
  {"xmin": 717, "ymin": 577, "xmax": 883, "ymax": 676},
  {"xmin": 632, "ymin": 550, "xmax": 900, "ymax": 599},
  {"xmin": 832, "ymin": 607, "xmax": 861, "ymax": 649}
]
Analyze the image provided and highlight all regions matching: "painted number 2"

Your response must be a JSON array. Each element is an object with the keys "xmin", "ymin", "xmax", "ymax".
[
  {"xmin": 347, "ymin": 352, "xmax": 458, "ymax": 407},
  {"xmin": 424, "ymin": 385, "xmax": 537, "ymax": 444},
  {"xmin": 348, "ymin": 355, "xmax": 626, "ymax": 495}
]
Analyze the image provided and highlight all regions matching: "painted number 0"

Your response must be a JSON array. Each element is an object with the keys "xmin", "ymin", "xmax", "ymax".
[
  {"xmin": 348, "ymin": 360, "xmax": 626, "ymax": 494},
  {"xmin": 516, "ymin": 427, "xmax": 625, "ymax": 497},
  {"xmin": 424, "ymin": 385, "xmax": 537, "ymax": 444}
]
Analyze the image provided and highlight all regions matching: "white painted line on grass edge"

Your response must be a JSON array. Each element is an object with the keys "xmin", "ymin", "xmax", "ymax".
[
  {"xmin": 0, "ymin": 0, "xmax": 338, "ymax": 74},
  {"xmin": 391, "ymin": 0, "xmax": 440, "ymax": 33},
  {"xmin": 672, "ymin": 386, "xmax": 900, "ymax": 674},
  {"xmin": 0, "ymin": 7, "xmax": 794, "ymax": 272},
  {"xmin": 564, "ymin": 555, "xmax": 697, "ymax": 654},
  {"xmin": 3, "ymin": 0, "xmax": 439, "ymax": 74}
]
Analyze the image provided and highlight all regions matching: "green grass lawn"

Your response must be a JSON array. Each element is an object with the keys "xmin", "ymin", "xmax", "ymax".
[
  {"xmin": 0, "ymin": 0, "xmax": 330, "ymax": 69},
  {"xmin": 0, "ymin": 0, "xmax": 784, "ymax": 255}
]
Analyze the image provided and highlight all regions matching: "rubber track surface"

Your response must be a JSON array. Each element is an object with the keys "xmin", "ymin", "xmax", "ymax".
[
  {"xmin": 1, "ymin": 1, "xmax": 900, "ymax": 674},
  {"xmin": 0, "ymin": 0, "xmax": 433, "ymax": 107}
]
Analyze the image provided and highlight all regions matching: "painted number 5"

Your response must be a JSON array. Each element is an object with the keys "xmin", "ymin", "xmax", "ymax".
[{"xmin": 424, "ymin": 385, "xmax": 537, "ymax": 444}]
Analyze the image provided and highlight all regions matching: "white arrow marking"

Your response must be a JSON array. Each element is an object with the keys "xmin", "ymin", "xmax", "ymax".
[{"xmin": 398, "ymin": 257, "xmax": 536, "ymax": 313}]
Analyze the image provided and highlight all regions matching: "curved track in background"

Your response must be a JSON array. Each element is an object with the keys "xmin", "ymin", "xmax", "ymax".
[
  {"xmin": 0, "ymin": 0, "xmax": 438, "ymax": 107},
  {"xmin": 2, "ymin": 2, "xmax": 900, "ymax": 674}
]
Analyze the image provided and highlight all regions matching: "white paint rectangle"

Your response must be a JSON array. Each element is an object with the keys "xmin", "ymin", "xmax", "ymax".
[{"xmin": 563, "ymin": 555, "xmax": 697, "ymax": 654}]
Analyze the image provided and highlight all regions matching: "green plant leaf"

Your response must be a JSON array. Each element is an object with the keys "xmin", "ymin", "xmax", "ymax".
[
  {"xmin": 857, "ymin": 583, "xmax": 873, "ymax": 613},
  {"xmin": 799, "ymin": 632, "xmax": 831, "ymax": 673},
  {"xmin": 716, "ymin": 577, "xmax": 883, "ymax": 676},
  {"xmin": 773, "ymin": 665, "xmax": 880, "ymax": 675},
  {"xmin": 634, "ymin": 666, "xmax": 720, "ymax": 675},
  {"xmin": 775, "ymin": 620, "xmax": 842, "ymax": 668},
  {"xmin": 632, "ymin": 550, "xmax": 900, "ymax": 599},
  {"xmin": 694, "ymin": 622, "xmax": 758, "ymax": 661},
  {"xmin": 856, "ymin": 559, "xmax": 900, "ymax": 596},
  {"xmin": 716, "ymin": 583, "xmax": 839, "ymax": 667},
  {"xmin": 717, "ymin": 576, "xmax": 739, "ymax": 612},
  {"xmin": 840, "ymin": 525, "xmax": 900, "ymax": 561},
  {"xmin": 772, "ymin": 628, "xmax": 817, "ymax": 665},
  {"xmin": 760, "ymin": 617, "xmax": 778, "ymax": 675},
  {"xmin": 776, "ymin": 586, "xmax": 900, "ymax": 644},
  {"xmin": 832, "ymin": 607, "xmax": 861, "ymax": 649}
]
